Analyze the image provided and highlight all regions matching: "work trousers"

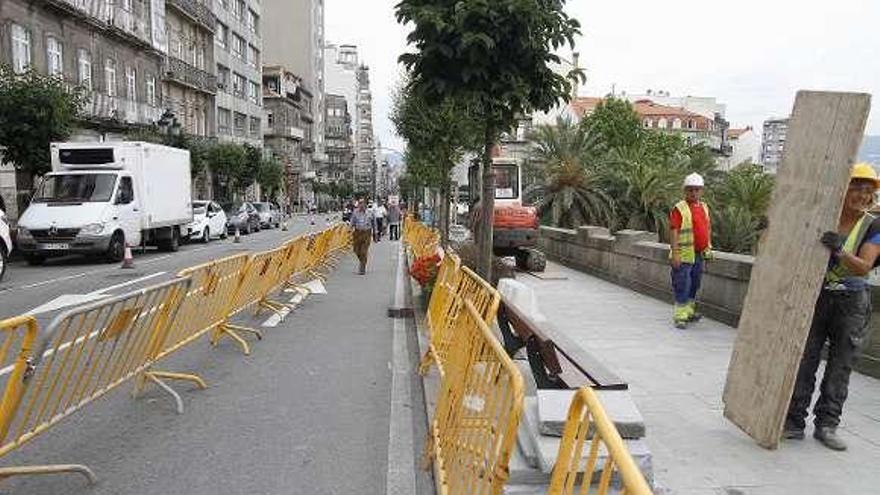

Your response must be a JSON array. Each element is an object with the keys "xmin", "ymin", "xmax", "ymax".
[
  {"xmin": 375, "ymin": 218, "xmax": 385, "ymax": 241},
  {"xmin": 786, "ymin": 288, "xmax": 872, "ymax": 429},
  {"xmin": 388, "ymin": 223, "xmax": 400, "ymax": 240},
  {"xmin": 670, "ymin": 255, "xmax": 704, "ymax": 305},
  {"xmin": 352, "ymin": 229, "xmax": 372, "ymax": 271}
]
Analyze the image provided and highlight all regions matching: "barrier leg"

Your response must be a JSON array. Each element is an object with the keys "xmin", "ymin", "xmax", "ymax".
[
  {"xmin": 0, "ymin": 464, "xmax": 98, "ymax": 485},
  {"xmin": 257, "ymin": 299, "xmax": 292, "ymax": 317},
  {"xmin": 417, "ymin": 349, "xmax": 435, "ymax": 376},
  {"xmin": 211, "ymin": 323, "xmax": 263, "ymax": 356}
]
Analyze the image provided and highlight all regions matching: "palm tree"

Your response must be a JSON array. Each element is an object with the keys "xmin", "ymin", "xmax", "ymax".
[
  {"xmin": 527, "ymin": 118, "xmax": 614, "ymax": 228},
  {"xmin": 709, "ymin": 163, "xmax": 774, "ymax": 253}
]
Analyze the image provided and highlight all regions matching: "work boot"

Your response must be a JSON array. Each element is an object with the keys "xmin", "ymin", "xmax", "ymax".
[
  {"xmin": 782, "ymin": 424, "xmax": 805, "ymax": 440},
  {"xmin": 686, "ymin": 302, "xmax": 703, "ymax": 322},
  {"xmin": 673, "ymin": 304, "xmax": 689, "ymax": 329},
  {"xmin": 673, "ymin": 319, "xmax": 688, "ymax": 330},
  {"xmin": 814, "ymin": 426, "xmax": 847, "ymax": 451}
]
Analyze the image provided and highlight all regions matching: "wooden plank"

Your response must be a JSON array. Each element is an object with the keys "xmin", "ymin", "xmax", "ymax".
[{"xmin": 722, "ymin": 91, "xmax": 871, "ymax": 449}]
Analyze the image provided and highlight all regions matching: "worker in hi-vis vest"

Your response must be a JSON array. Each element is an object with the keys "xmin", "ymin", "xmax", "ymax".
[
  {"xmin": 784, "ymin": 163, "xmax": 880, "ymax": 451},
  {"xmin": 668, "ymin": 173, "xmax": 713, "ymax": 329}
]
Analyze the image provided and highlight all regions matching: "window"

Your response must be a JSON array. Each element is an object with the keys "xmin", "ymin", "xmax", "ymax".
[
  {"xmin": 642, "ymin": 119, "xmax": 652, "ymax": 128},
  {"xmin": 248, "ymin": 80, "xmax": 259, "ymax": 104},
  {"xmin": 146, "ymin": 74, "xmax": 156, "ymax": 106},
  {"xmin": 672, "ymin": 118, "xmax": 682, "ymax": 129},
  {"xmin": 232, "ymin": 34, "xmax": 244, "ymax": 58},
  {"xmin": 249, "ymin": 116, "xmax": 260, "ymax": 137},
  {"xmin": 233, "ymin": 112, "xmax": 246, "ymax": 136},
  {"xmin": 46, "ymin": 37, "xmax": 63, "ymax": 76},
  {"xmin": 657, "ymin": 117, "xmax": 667, "ymax": 129},
  {"xmin": 105, "ymin": 58, "xmax": 117, "ymax": 97},
  {"xmin": 116, "ymin": 177, "xmax": 134, "ymax": 204},
  {"xmin": 232, "ymin": 72, "xmax": 246, "ymax": 98},
  {"xmin": 235, "ymin": 0, "xmax": 246, "ymax": 19},
  {"xmin": 215, "ymin": 22, "xmax": 228, "ymax": 49},
  {"xmin": 217, "ymin": 64, "xmax": 230, "ymax": 90},
  {"xmin": 247, "ymin": 9, "xmax": 259, "ymax": 33},
  {"xmin": 78, "ymin": 49, "xmax": 92, "ymax": 90},
  {"xmin": 11, "ymin": 24, "xmax": 31, "ymax": 73},
  {"xmin": 218, "ymin": 107, "xmax": 231, "ymax": 134},
  {"xmin": 687, "ymin": 119, "xmax": 695, "ymax": 129},
  {"xmin": 126, "ymin": 66, "xmax": 136, "ymax": 101},
  {"xmin": 247, "ymin": 45, "xmax": 259, "ymax": 68},
  {"xmin": 219, "ymin": 0, "xmax": 229, "ymax": 9},
  {"xmin": 266, "ymin": 111, "xmax": 274, "ymax": 127}
]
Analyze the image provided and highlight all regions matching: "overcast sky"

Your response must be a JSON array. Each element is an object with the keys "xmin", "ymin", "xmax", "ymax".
[{"xmin": 325, "ymin": 0, "xmax": 880, "ymax": 153}]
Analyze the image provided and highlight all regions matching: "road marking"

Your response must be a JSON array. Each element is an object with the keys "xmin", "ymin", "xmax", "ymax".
[
  {"xmin": 261, "ymin": 307, "xmax": 291, "ymax": 328},
  {"xmin": 25, "ymin": 272, "xmax": 167, "ymax": 316},
  {"xmin": 302, "ymin": 279, "xmax": 327, "ymax": 294},
  {"xmin": 387, "ymin": 242, "xmax": 416, "ymax": 495}
]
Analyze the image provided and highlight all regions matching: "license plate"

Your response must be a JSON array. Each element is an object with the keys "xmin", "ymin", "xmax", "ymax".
[{"xmin": 39, "ymin": 243, "xmax": 69, "ymax": 250}]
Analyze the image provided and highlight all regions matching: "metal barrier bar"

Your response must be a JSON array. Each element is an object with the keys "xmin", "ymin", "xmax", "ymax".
[
  {"xmin": 429, "ymin": 299, "xmax": 524, "ymax": 495},
  {"xmin": 0, "ymin": 278, "xmax": 189, "ymax": 483},
  {"xmin": 547, "ymin": 387, "xmax": 653, "ymax": 495}
]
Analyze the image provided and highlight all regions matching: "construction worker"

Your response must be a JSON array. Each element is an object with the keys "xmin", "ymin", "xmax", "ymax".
[
  {"xmin": 784, "ymin": 163, "xmax": 880, "ymax": 451},
  {"xmin": 669, "ymin": 172, "xmax": 713, "ymax": 329}
]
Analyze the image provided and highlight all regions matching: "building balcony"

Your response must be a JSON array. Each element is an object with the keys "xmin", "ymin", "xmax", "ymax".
[
  {"xmin": 45, "ymin": 0, "xmax": 154, "ymax": 51},
  {"xmin": 164, "ymin": 57, "xmax": 218, "ymax": 94},
  {"xmin": 81, "ymin": 92, "xmax": 162, "ymax": 126},
  {"xmin": 166, "ymin": 0, "xmax": 217, "ymax": 32}
]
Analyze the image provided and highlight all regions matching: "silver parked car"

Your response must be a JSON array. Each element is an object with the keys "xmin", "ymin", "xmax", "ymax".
[{"xmin": 253, "ymin": 202, "xmax": 281, "ymax": 229}]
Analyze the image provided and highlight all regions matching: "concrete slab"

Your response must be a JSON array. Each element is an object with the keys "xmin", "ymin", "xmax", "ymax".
[{"xmin": 536, "ymin": 389, "xmax": 646, "ymax": 439}]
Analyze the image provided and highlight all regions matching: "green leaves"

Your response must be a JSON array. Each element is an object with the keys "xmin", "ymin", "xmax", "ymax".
[{"xmin": 0, "ymin": 65, "xmax": 85, "ymax": 176}]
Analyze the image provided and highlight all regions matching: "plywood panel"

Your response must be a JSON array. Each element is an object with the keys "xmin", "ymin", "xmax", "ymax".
[{"xmin": 722, "ymin": 91, "xmax": 872, "ymax": 449}]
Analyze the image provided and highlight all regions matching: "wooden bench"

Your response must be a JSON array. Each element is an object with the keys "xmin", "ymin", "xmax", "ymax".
[{"xmin": 497, "ymin": 293, "xmax": 628, "ymax": 391}]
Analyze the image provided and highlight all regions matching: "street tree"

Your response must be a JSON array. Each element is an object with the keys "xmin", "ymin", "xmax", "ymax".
[
  {"xmin": 391, "ymin": 79, "xmax": 480, "ymax": 243},
  {"xmin": 0, "ymin": 65, "xmax": 86, "ymax": 182},
  {"xmin": 257, "ymin": 156, "xmax": 285, "ymax": 200},
  {"xmin": 395, "ymin": 0, "xmax": 582, "ymax": 279}
]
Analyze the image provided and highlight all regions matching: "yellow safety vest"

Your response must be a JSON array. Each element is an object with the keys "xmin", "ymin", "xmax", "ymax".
[
  {"xmin": 826, "ymin": 212, "xmax": 875, "ymax": 285},
  {"xmin": 672, "ymin": 200, "xmax": 712, "ymax": 264}
]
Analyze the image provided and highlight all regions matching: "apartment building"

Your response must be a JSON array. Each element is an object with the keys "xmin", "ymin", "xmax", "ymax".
[
  {"xmin": 262, "ymin": 66, "xmax": 313, "ymax": 209},
  {"xmin": 213, "ymin": 0, "xmax": 262, "ymax": 146},
  {"xmin": 355, "ymin": 65, "xmax": 374, "ymax": 195},
  {"xmin": 324, "ymin": 93, "xmax": 353, "ymax": 183},
  {"xmin": 761, "ymin": 117, "xmax": 789, "ymax": 174}
]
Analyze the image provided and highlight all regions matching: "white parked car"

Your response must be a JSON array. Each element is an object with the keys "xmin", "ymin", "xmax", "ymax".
[
  {"xmin": 0, "ymin": 208, "xmax": 11, "ymax": 281},
  {"xmin": 253, "ymin": 202, "xmax": 281, "ymax": 229},
  {"xmin": 187, "ymin": 200, "xmax": 228, "ymax": 243}
]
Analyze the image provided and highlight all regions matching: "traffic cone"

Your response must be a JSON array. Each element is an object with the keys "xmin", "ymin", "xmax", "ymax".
[
  {"xmin": 121, "ymin": 243, "xmax": 135, "ymax": 269},
  {"xmin": 234, "ymin": 226, "xmax": 241, "ymax": 243}
]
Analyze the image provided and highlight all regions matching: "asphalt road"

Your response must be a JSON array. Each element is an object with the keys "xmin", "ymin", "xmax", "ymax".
[
  {"xmin": 0, "ymin": 225, "xmax": 412, "ymax": 494},
  {"xmin": 0, "ymin": 215, "xmax": 339, "ymax": 326}
]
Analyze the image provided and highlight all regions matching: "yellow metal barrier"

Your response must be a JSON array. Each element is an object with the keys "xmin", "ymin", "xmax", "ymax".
[
  {"xmin": 428, "ymin": 299, "xmax": 524, "ymax": 495},
  {"xmin": 404, "ymin": 217, "xmax": 441, "ymax": 260},
  {"xmin": 547, "ymin": 388, "xmax": 653, "ymax": 495},
  {"xmin": 0, "ymin": 278, "xmax": 189, "ymax": 483},
  {"xmin": 420, "ymin": 264, "xmax": 501, "ymax": 378}
]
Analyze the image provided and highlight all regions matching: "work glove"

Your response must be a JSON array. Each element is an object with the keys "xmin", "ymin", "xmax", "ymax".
[{"xmin": 820, "ymin": 231, "xmax": 845, "ymax": 253}]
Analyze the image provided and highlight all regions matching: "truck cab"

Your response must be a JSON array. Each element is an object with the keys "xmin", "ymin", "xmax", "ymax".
[{"xmin": 468, "ymin": 157, "xmax": 541, "ymax": 254}]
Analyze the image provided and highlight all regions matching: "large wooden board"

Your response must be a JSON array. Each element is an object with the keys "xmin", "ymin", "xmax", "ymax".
[{"xmin": 722, "ymin": 91, "xmax": 872, "ymax": 449}]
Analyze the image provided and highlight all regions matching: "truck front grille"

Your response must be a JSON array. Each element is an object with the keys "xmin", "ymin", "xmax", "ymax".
[{"xmin": 30, "ymin": 229, "xmax": 80, "ymax": 242}]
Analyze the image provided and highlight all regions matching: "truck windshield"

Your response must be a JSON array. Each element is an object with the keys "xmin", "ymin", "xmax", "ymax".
[
  {"xmin": 494, "ymin": 165, "xmax": 519, "ymax": 200},
  {"xmin": 253, "ymin": 203, "xmax": 267, "ymax": 212},
  {"xmin": 33, "ymin": 174, "xmax": 118, "ymax": 203}
]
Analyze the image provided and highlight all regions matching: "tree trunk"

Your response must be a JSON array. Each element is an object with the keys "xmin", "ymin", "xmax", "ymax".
[
  {"xmin": 478, "ymin": 125, "xmax": 496, "ymax": 281},
  {"xmin": 439, "ymin": 184, "xmax": 450, "ymax": 247}
]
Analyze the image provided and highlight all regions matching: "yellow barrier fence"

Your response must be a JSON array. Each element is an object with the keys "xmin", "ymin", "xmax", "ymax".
[
  {"xmin": 0, "ymin": 278, "xmax": 190, "ymax": 482},
  {"xmin": 404, "ymin": 216, "xmax": 441, "ymax": 260},
  {"xmin": 428, "ymin": 299, "xmax": 524, "ymax": 495},
  {"xmin": 548, "ymin": 387, "xmax": 653, "ymax": 495}
]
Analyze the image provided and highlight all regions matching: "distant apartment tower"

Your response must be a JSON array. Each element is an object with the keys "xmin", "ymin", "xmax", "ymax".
[
  {"xmin": 262, "ymin": 66, "xmax": 312, "ymax": 209},
  {"xmin": 761, "ymin": 117, "xmax": 789, "ymax": 174},
  {"xmin": 262, "ymin": 0, "xmax": 326, "ymax": 178},
  {"xmin": 324, "ymin": 93, "xmax": 353, "ymax": 183},
  {"xmin": 0, "ymin": 0, "xmax": 169, "ymax": 218},
  {"xmin": 355, "ymin": 66, "xmax": 375, "ymax": 195},
  {"xmin": 213, "ymin": 0, "xmax": 262, "ymax": 147},
  {"xmin": 324, "ymin": 44, "xmax": 359, "ymax": 181}
]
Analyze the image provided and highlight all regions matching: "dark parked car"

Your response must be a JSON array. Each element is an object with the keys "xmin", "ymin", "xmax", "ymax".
[{"xmin": 222, "ymin": 201, "xmax": 261, "ymax": 235}]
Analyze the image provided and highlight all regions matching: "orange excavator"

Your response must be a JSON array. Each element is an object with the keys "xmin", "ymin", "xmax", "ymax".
[{"xmin": 468, "ymin": 155, "xmax": 546, "ymax": 272}]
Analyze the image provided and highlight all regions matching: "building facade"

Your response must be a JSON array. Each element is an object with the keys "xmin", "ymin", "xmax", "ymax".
[
  {"xmin": 720, "ymin": 127, "xmax": 761, "ymax": 171},
  {"xmin": 262, "ymin": 65, "xmax": 312, "ymax": 209},
  {"xmin": 354, "ymin": 65, "xmax": 374, "ymax": 195},
  {"xmin": 212, "ymin": 0, "xmax": 262, "ymax": 147},
  {"xmin": 324, "ymin": 93, "xmax": 352, "ymax": 183},
  {"xmin": 0, "ymin": 0, "xmax": 169, "ymax": 218},
  {"xmin": 761, "ymin": 117, "xmax": 788, "ymax": 174}
]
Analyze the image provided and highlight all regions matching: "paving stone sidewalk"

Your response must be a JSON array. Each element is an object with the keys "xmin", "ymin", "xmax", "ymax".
[{"xmin": 520, "ymin": 261, "xmax": 880, "ymax": 495}]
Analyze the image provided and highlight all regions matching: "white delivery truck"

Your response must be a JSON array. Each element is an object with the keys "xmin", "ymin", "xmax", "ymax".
[{"xmin": 17, "ymin": 142, "xmax": 192, "ymax": 264}]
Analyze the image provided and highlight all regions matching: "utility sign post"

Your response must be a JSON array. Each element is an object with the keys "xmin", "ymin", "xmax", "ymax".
[{"xmin": 722, "ymin": 91, "xmax": 872, "ymax": 449}]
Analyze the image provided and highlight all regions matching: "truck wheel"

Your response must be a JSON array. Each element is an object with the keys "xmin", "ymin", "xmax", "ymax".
[
  {"xmin": 514, "ymin": 251, "xmax": 529, "ymax": 270},
  {"xmin": 106, "ymin": 232, "xmax": 125, "ymax": 263},
  {"xmin": 525, "ymin": 249, "xmax": 547, "ymax": 272}
]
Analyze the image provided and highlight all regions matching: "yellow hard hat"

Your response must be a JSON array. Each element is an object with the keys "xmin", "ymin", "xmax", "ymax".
[{"xmin": 851, "ymin": 162, "xmax": 880, "ymax": 186}]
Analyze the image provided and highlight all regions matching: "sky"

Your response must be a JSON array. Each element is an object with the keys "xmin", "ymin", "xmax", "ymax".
[{"xmin": 325, "ymin": 0, "xmax": 880, "ymax": 154}]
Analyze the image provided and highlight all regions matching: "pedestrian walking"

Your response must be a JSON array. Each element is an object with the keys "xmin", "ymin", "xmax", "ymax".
[
  {"xmin": 373, "ymin": 201, "xmax": 387, "ymax": 242},
  {"xmin": 387, "ymin": 202, "xmax": 402, "ymax": 241},
  {"xmin": 784, "ymin": 163, "xmax": 880, "ymax": 451},
  {"xmin": 349, "ymin": 199, "xmax": 375, "ymax": 275},
  {"xmin": 669, "ymin": 173, "xmax": 713, "ymax": 329}
]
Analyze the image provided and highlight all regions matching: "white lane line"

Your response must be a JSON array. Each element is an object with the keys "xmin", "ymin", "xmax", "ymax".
[
  {"xmin": 86, "ymin": 271, "xmax": 167, "ymax": 296},
  {"xmin": 387, "ymin": 242, "xmax": 416, "ymax": 495}
]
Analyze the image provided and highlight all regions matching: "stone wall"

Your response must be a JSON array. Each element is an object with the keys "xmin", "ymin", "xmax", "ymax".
[{"xmin": 538, "ymin": 225, "xmax": 880, "ymax": 379}]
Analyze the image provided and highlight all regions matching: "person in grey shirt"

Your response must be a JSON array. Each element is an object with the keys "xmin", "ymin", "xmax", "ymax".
[
  {"xmin": 349, "ymin": 199, "xmax": 375, "ymax": 274},
  {"xmin": 387, "ymin": 203, "xmax": 402, "ymax": 241}
]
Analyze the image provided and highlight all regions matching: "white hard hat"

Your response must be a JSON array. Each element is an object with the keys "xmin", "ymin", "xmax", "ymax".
[{"xmin": 684, "ymin": 173, "xmax": 705, "ymax": 188}]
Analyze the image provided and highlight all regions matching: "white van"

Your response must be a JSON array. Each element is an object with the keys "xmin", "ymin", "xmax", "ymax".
[{"xmin": 16, "ymin": 142, "xmax": 192, "ymax": 264}]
